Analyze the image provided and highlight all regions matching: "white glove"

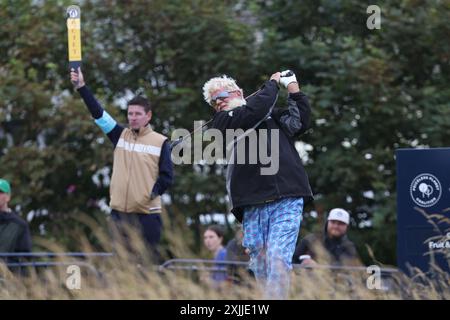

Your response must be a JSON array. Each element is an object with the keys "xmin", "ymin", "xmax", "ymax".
[{"xmin": 280, "ymin": 70, "xmax": 297, "ymax": 88}]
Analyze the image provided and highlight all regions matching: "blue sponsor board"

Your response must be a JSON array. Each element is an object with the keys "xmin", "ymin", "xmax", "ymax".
[{"xmin": 396, "ymin": 148, "xmax": 450, "ymax": 274}]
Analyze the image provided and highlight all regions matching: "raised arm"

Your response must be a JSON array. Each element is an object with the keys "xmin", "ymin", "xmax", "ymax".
[
  {"xmin": 273, "ymin": 70, "xmax": 311, "ymax": 137},
  {"xmin": 70, "ymin": 68, "xmax": 124, "ymax": 146},
  {"xmin": 212, "ymin": 78, "xmax": 280, "ymax": 131}
]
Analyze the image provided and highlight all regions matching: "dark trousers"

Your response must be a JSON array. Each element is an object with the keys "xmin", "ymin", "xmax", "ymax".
[{"xmin": 110, "ymin": 210, "xmax": 162, "ymax": 264}]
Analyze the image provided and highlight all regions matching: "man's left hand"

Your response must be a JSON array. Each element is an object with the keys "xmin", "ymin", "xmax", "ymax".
[{"xmin": 270, "ymin": 72, "xmax": 281, "ymax": 83}]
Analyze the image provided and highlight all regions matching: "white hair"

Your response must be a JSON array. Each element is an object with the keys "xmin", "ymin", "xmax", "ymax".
[{"xmin": 202, "ymin": 75, "xmax": 241, "ymax": 105}]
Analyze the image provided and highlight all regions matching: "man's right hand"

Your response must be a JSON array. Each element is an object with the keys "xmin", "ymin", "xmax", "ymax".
[
  {"xmin": 280, "ymin": 70, "xmax": 297, "ymax": 87},
  {"xmin": 70, "ymin": 67, "xmax": 85, "ymax": 89}
]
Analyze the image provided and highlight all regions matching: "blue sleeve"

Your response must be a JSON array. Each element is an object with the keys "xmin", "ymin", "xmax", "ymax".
[
  {"xmin": 151, "ymin": 140, "xmax": 174, "ymax": 196},
  {"xmin": 218, "ymin": 248, "xmax": 227, "ymax": 261},
  {"xmin": 77, "ymin": 85, "xmax": 124, "ymax": 146}
]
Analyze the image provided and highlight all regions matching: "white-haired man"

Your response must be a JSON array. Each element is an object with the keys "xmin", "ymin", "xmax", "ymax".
[{"xmin": 202, "ymin": 71, "xmax": 313, "ymax": 299}]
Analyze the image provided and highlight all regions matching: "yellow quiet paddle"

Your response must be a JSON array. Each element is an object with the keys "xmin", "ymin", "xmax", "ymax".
[{"xmin": 66, "ymin": 5, "xmax": 82, "ymax": 81}]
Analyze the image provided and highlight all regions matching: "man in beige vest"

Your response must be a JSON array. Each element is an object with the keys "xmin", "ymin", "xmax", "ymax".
[{"xmin": 71, "ymin": 68, "xmax": 173, "ymax": 263}]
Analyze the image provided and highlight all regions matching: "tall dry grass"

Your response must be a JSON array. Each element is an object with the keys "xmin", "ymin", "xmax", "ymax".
[{"xmin": 0, "ymin": 212, "xmax": 448, "ymax": 300}]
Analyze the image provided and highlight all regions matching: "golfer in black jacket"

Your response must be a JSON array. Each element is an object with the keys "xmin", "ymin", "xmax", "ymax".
[{"xmin": 202, "ymin": 71, "xmax": 313, "ymax": 299}]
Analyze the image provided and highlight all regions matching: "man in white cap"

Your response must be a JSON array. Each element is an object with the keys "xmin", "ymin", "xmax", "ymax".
[{"xmin": 292, "ymin": 208, "xmax": 359, "ymax": 266}]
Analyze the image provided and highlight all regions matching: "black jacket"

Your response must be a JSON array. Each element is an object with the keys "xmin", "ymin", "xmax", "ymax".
[
  {"xmin": 292, "ymin": 221, "xmax": 359, "ymax": 265},
  {"xmin": 212, "ymin": 80, "xmax": 313, "ymax": 222},
  {"xmin": 0, "ymin": 211, "xmax": 32, "ymax": 254}
]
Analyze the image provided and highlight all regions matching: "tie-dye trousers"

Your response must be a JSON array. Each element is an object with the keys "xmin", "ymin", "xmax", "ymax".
[{"xmin": 242, "ymin": 197, "xmax": 303, "ymax": 299}]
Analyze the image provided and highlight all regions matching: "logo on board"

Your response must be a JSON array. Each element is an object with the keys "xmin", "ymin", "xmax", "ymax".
[{"xmin": 410, "ymin": 173, "xmax": 442, "ymax": 208}]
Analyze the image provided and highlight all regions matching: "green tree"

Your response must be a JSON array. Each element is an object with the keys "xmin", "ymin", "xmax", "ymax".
[
  {"xmin": 1, "ymin": 0, "xmax": 448, "ymax": 264},
  {"xmin": 0, "ymin": 0, "xmax": 260, "ymax": 252},
  {"xmin": 249, "ymin": 0, "xmax": 450, "ymax": 265}
]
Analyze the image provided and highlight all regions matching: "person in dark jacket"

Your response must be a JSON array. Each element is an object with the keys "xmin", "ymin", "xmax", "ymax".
[
  {"xmin": 292, "ymin": 208, "xmax": 360, "ymax": 266},
  {"xmin": 225, "ymin": 226, "xmax": 249, "ymax": 262},
  {"xmin": 0, "ymin": 179, "xmax": 32, "ymax": 257},
  {"xmin": 225, "ymin": 225, "xmax": 250, "ymax": 284},
  {"xmin": 202, "ymin": 70, "xmax": 313, "ymax": 299}
]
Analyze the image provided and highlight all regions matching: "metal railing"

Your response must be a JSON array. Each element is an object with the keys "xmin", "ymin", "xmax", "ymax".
[
  {"xmin": 1, "ymin": 254, "xmax": 399, "ymax": 275},
  {"xmin": 1, "ymin": 254, "xmax": 403, "ymax": 294},
  {"xmin": 0, "ymin": 252, "xmax": 431, "ymax": 300},
  {"xmin": 159, "ymin": 258, "xmax": 249, "ymax": 271},
  {"xmin": 0, "ymin": 252, "xmax": 114, "ymax": 280},
  {"xmin": 0, "ymin": 252, "xmax": 114, "ymax": 258},
  {"xmin": 159, "ymin": 258, "xmax": 398, "ymax": 273},
  {"xmin": 157, "ymin": 258, "xmax": 403, "ymax": 294}
]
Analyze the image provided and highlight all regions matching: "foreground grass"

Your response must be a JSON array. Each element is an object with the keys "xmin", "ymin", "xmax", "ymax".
[{"xmin": 0, "ymin": 215, "xmax": 449, "ymax": 300}]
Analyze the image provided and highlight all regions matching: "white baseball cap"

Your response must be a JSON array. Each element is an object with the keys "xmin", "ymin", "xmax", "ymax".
[{"xmin": 327, "ymin": 208, "xmax": 350, "ymax": 225}]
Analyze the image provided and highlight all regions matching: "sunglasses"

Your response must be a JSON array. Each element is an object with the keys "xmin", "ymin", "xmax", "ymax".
[{"xmin": 211, "ymin": 90, "xmax": 239, "ymax": 105}]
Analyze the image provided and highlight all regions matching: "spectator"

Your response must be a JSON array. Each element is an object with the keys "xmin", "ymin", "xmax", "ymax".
[
  {"xmin": 292, "ymin": 208, "xmax": 360, "ymax": 266},
  {"xmin": 0, "ymin": 179, "xmax": 32, "ymax": 260},
  {"xmin": 225, "ymin": 225, "xmax": 250, "ymax": 283},
  {"xmin": 225, "ymin": 225, "xmax": 249, "ymax": 262},
  {"xmin": 203, "ymin": 225, "xmax": 228, "ymax": 286}
]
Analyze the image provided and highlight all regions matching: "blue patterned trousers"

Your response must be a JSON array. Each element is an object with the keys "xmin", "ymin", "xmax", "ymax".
[{"xmin": 242, "ymin": 197, "xmax": 303, "ymax": 299}]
